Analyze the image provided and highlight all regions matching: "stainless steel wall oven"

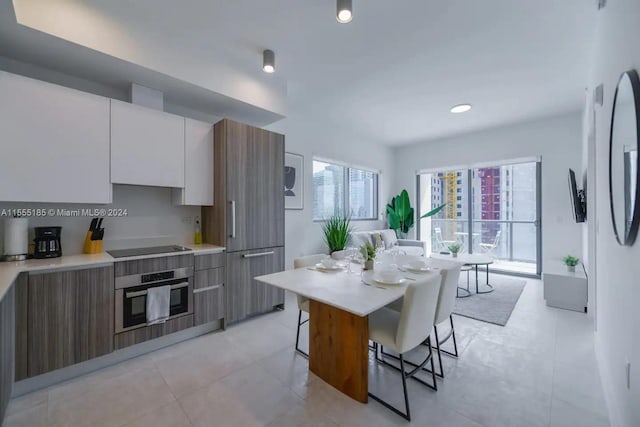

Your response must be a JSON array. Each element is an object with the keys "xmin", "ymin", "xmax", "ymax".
[{"xmin": 115, "ymin": 266, "xmax": 193, "ymax": 333}]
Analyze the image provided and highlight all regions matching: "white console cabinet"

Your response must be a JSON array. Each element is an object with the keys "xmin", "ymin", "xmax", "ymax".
[{"xmin": 543, "ymin": 262, "xmax": 587, "ymax": 313}]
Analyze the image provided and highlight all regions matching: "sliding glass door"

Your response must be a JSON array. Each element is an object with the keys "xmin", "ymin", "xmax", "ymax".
[{"xmin": 418, "ymin": 160, "xmax": 541, "ymax": 277}]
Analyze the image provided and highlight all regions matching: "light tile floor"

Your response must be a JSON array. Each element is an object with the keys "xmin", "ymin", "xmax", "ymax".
[{"xmin": 3, "ymin": 275, "xmax": 610, "ymax": 427}]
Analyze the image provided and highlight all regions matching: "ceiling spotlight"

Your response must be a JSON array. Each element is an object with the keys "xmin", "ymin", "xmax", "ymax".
[
  {"xmin": 263, "ymin": 49, "xmax": 275, "ymax": 73},
  {"xmin": 450, "ymin": 104, "xmax": 472, "ymax": 113},
  {"xmin": 337, "ymin": 0, "xmax": 353, "ymax": 23}
]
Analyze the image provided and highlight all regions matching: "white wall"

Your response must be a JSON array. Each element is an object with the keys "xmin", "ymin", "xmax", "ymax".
[
  {"xmin": 0, "ymin": 185, "xmax": 201, "ymax": 256},
  {"xmin": 394, "ymin": 112, "xmax": 584, "ymax": 270},
  {"xmin": 589, "ymin": 1, "xmax": 640, "ymax": 425},
  {"xmin": 267, "ymin": 113, "xmax": 394, "ymax": 269}
]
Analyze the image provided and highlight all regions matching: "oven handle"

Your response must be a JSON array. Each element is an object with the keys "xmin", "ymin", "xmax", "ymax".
[{"xmin": 125, "ymin": 281, "xmax": 189, "ymax": 299}]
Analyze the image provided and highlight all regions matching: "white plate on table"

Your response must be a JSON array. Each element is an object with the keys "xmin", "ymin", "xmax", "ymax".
[
  {"xmin": 314, "ymin": 263, "xmax": 344, "ymax": 272},
  {"xmin": 402, "ymin": 264, "xmax": 432, "ymax": 274},
  {"xmin": 361, "ymin": 271, "xmax": 407, "ymax": 286},
  {"xmin": 374, "ymin": 277, "xmax": 408, "ymax": 286}
]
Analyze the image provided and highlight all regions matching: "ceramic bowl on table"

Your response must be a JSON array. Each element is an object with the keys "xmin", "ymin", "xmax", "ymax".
[
  {"xmin": 403, "ymin": 259, "xmax": 431, "ymax": 273},
  {"xmin": 373, "ymin": 267, "xmax": 403, "ymax": 284}
]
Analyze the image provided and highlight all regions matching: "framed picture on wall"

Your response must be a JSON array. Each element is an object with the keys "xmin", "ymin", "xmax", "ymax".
[{"xmin": 285, "ymin": 152, "xmax": 304, "ymax": 210}]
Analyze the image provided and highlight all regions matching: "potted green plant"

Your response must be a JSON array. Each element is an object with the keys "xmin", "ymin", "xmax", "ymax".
[
  {"xmin": 448, "ymin": 243, "xmax": 462, "ymax": 258},
  {"xmin": 321, "ymin": 215, "xmax": 352, "ymax": 258},
  {"xmin": 387, "ymin": 189, "xmax": 445, "ymax": 238},
  {"xmin": 563, "ymin": 255, "xmax": 580, "ymax": 273},
  {"xmin": 359, "ymin": 242, "xmax": 376, "ymax": 270}
]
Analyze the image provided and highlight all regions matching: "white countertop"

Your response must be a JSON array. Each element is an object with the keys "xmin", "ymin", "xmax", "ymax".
[
  {"xmin": 543, "ymin": 261, "xmax": 586, "ymax": 278},
  {"xmin": 255, "ymin": 265, "xmax": 440, "ymax": 317},
  {"xmin": 0, "ymin": 243, "xmax": 225, "ymax": 301}
]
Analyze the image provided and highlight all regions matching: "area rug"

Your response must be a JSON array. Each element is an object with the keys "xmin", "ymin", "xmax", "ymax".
[{"xmin": 452, "ymin": 276, "xmax": 526, "ymax": 326}]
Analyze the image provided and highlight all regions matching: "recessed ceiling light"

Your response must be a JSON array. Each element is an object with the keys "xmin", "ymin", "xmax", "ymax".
[
  {"xmin": 263, "ymin": 49, "xmax": 275, "ymax": 73},
  {"xmin": 337, "ymin": 0, "xmax": 353, "ymax": 23},
  {"xmin": 450, "ymin": 104, "xmax": 472, "ymax": 113}
]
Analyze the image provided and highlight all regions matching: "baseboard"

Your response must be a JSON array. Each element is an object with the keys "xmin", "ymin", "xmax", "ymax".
[
  {"xmin": 12, "ymin": 321, "xmax": 222, "ymax": 398},
  {"xmin": 595, "ymin": 333, "xmax": 621, "ymax": 427}
]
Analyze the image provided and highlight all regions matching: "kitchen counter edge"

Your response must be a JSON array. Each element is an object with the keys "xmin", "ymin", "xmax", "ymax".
[{"xmin": 0, "ymin": 244, "xmax": 226, "ymax": 300}]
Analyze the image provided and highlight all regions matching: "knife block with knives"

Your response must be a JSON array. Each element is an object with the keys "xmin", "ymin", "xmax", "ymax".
[{"xmin": 83, "ymin": 217, "xmax": 104, "ymax": 254}]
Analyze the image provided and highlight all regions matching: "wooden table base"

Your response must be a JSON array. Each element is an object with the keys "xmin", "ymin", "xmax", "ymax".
[{"xmin": 308, "ymin": 300, "xmax": 368, "ymax": 403}]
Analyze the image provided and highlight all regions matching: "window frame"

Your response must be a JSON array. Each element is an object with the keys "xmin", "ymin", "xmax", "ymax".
[{"xmin": 312, "ymin": 158, "xmax": 379, "ymax": 222}]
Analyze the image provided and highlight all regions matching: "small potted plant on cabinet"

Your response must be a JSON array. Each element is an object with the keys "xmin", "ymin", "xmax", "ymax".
[
  {"xmin": 563, "ymin": 255, "xmax": 580, "ymax": 273},
  {"xmin": 360, "ymin": 242, "xmax": 376, "ymax": 270},
  {"xmin": 448, "ymin": 243, "xmax": 462, "ymax": 258}
]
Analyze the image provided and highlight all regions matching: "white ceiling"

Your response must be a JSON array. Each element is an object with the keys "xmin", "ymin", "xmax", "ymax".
[{"xmin": 3, "ymin": 0, "xmax": 596, "ymax": 145}]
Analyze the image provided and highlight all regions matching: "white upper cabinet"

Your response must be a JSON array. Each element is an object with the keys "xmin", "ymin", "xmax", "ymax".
[
  {"xmin": 0, "ymin": 71, "xmax": 112, "ymax": 203},
  {"xmin": 110, "ymin": 99, "xmax": 185, "ymax": 188},
  {"xmin": 173, "ymin": 118, "xmax": 214, "ymax": 206}
]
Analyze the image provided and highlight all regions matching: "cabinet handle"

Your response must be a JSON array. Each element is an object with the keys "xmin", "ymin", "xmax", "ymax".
[
  {"xmin": 193, "ymin": 284, "xmax": 221, "ymax": 294},
  {"xmin": 242, "ymin": 251, "xmax": 275, "ymax": 259},
  {"xmin": 230, "ymin": 200, "xmax": 236, "ymax": 238}
]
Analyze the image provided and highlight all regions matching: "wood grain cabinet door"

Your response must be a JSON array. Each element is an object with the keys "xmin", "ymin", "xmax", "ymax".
[
  {"xmin": 225, "ymin": 121, "xmax": 285, "ymax": 252},
  {"xmin": 0, "ymin": 285, "xmax": 15, "ymax": 422},
  {"xmin": 225, "ymin": 247, "xmax": 284, "ymax": 324},
  {"xmin": 27, "ymin": 266, "xmax": 114, "ymax": 377},
  {"xmin": 193, "ymin": 268, "xmax": 225, "ymax": 326}
]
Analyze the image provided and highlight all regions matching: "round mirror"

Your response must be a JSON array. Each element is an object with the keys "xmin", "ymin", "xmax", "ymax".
[{"xmin": 610, "ymin": 70, "xmax": 640, "ymax": 246}]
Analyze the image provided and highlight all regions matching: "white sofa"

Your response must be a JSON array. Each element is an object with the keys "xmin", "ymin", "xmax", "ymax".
[{"xmin": 348, "ymin": 229, "xmax": 426, "ymax": 257}]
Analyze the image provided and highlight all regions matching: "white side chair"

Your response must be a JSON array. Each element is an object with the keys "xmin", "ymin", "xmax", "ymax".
[
  {"xmin": 368, "ymin": 274, "xmax": 441, "ymax": 421},
  {"xmin": 293, "ymin": 254, "xmax": 326, "ymax": 357},
  {"xmin": 479, "ymin": 230, "xmax": 501, "ymax": 257},
  {"xmin": 428, "ymin": 259, "xmax": 462, "ymax": 377}
]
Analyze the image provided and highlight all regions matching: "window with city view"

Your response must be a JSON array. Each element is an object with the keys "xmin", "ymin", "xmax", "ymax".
[
  {"xmin": 418, "ymin": 161, "xmax": 540, "ymax": 275},
  {"xmin": 312, "ymin": 160, "xmax": 378, "ymax": 221}
]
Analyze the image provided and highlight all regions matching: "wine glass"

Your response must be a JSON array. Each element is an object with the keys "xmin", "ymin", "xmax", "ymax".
[{"xmin": 345, "ymin": 246, "xmax": 357, "ymax": 274}]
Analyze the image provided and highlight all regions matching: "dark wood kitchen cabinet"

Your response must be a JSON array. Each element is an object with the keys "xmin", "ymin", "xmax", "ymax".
[
  {"xmin": 225, "ymin": 247, "xmax": 284, "ymax": 323},
  {"xmin": 193, "ymin": 267, "xmax": 225, "ymax": 326},
  {"xmin": 203, "ymin": 119, "xmax": 285, "ymax": 324},
  {"xmin": 27, "ymin": 265, "xmax": 114, "ymax": 377},
  {"xmin": 202, "ymin": 119, "xmax": 285, "ymax": 252},
  {"xmin": 0, "ymin": 284, "xmax": 15, "ymax": 423}
]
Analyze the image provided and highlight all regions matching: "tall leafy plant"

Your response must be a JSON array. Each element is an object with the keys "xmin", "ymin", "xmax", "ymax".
[
  {"xmin": 386, "ymin": 189, "xmax": 445, "ymax": 238},
  {"xmin": 321, "ymin": 215, "xmax": 352, "ymax": 253}
]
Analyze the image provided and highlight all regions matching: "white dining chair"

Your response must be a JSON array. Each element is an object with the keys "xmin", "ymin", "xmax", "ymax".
[
  {"xmin": 368, "ymin": 274, "xmax": 441, "ymax": 421},
  {"xmin": 293, "ymin": 254, "xmax": 326, "ymax": 357},
  {"xmin": 384, "ymin": 259, "xmax": 461, "ymax": 378},
  {"xmin": 428, "ymin": 259, "xmax": 462, "ymax": 377}
]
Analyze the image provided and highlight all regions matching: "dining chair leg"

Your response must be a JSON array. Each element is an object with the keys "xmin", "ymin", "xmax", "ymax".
[
  {"xmin": 433, "ymin": 325, "xmax": 445, "ymax": 378},
  {"xmin": 450, "ymin": 315, "xmax": 459, "ymax": 357},
  {"xmin": 427, "ymin": 337, "xmax": 438, "ymax": 391},
  {"xmin": 368, "ymin": 354, "xmax": 412, "ymax": 421},
  {"xmin": 437, "ymin": 315, "xmax": 459, "ymax": 358},
  {"xmin": 295, "ymin": 310, "xmax": 309, "ymax": 357},
  {"xmin": 376, "ymin": 340, "xmax": 438, "ymax": 391}
]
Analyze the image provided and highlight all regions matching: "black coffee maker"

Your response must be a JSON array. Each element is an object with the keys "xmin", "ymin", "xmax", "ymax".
[{"xmin": 33, "ymin": 226, "xmax": 62, "ymax": 259}]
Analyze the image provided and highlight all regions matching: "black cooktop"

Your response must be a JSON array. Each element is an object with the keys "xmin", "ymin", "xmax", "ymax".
[{"xmin": 107, "ymin": 245, "xmax": 192, "ymax": 258}]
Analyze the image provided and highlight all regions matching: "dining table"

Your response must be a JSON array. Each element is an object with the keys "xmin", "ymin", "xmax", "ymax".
[{"xmin": 255, "ymin": 262, "xmax": 440, "ymax": 403}]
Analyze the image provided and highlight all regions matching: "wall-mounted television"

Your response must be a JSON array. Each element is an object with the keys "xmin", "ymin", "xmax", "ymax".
[{"xmin": 568, "ymin": 169, "xmax": 586, "ymax": 223}]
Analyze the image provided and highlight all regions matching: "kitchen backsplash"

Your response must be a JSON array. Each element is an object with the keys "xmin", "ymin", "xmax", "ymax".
[{"xmin": 0, "ymin": 185, "xmax": 201, "ymax": 256}]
